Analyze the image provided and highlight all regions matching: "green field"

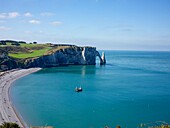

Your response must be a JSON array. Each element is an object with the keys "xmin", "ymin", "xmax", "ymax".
[
  {"xmin": 19, "ymin": 43, "xmax": 49, "ymax": 47},
  {"xmin": 0, "ymin": 42, "xmax": 71, "ymax": 59},
  {"xmin": 9, "ymin": 47, "xmax": 52, "ymax": 58}
]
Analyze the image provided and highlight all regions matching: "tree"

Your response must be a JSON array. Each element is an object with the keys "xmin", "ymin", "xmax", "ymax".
[
  {"xmin": 33, "ymin": 42, "xmax": 37, "ymax": 44},
  {"xmin": 18, "ymin": 41, "xmax": 26, "ymax": 44},
  {"xmin": 0, "ymin": 122, "xmax": 20, "ymax": 128},
  {"xmin": 0, "ymin": 41, "xmax": 6, "ymax": 45}
]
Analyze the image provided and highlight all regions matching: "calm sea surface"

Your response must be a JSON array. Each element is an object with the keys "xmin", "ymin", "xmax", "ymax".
[{"xmin": 11, "ymin": 51, "xmax": 170, "ymax": 128}]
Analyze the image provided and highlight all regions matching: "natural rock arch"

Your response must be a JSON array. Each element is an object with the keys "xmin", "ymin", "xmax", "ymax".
[{"xmin": 96, "ymin": 51, "xmax": 106, "ymax": 65}]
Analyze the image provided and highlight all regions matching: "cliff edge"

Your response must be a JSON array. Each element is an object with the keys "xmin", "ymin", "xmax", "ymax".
[
  {"xmin": 24, "ymin": 46, "xmax": 97, "ymax": 68},
  {"xmin": 0, "ymin": 42, "xmax": 106, "ymax": 71}
]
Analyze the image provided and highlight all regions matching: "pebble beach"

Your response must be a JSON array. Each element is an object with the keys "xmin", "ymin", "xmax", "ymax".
[{"xmin": 0, "ymin": 68, "xmax": 41, "ymax": 128}]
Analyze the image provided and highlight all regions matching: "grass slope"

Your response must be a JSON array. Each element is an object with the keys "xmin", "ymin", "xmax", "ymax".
[
  {"xmin": 0, "ymin": 43, "xmax": 72, "ymax": 59},
  {"xmin": 9, "ymin": 47, "xmax": 51, "ymax": 58},
  {"xmin": 7, "ymin": 44, "xmax": 52, "ymax": 58}
]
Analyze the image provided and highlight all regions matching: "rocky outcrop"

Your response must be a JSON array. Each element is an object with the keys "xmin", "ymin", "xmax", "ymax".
[
  {"xmin": 101, "ymin": 52, "xmax": 106, "ymax": 65},
  {"xmin": 0, "ymin": 49, "xmax": 18, "ymax": 71},
  {"xmin": 24, "ymin": 46, "xmax": 97, "ymax": 68},
  {"xmin": 96, "ymin": 51, "xmax": 106, "ymax": 65}
]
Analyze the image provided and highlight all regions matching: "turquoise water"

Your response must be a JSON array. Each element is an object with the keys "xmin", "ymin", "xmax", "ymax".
[{"xmin": 11, "ymin": 51, "xmax": 170, "ymax": 128}]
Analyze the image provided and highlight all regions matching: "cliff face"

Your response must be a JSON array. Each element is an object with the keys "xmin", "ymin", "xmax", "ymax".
[
  {"xmin": 0, "ymin": 49, "xmax": 18, "ymax": 71},
  {"xmin": 24, "ymin": 46, "xmax": 97, "ymax": 68}
]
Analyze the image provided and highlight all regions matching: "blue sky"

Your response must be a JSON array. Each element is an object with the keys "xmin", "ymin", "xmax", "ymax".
[{"xmin": 0, "ymin": 0, "xmax": 170, "ymax": 50}]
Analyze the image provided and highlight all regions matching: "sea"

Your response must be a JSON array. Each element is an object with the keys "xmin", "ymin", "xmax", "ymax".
[{"xmin": 10, "ymin": 50, "xmax": 170, "ymax": 128}]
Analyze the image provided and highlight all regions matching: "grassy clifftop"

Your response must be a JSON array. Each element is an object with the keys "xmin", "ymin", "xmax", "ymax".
[
  {"xmin": 0, "ymin": 42, "xmax": 72, "ymax": 59},
  {"xmin": 8, "ymin": 44, "xmax": 52, "ymax": 58}
]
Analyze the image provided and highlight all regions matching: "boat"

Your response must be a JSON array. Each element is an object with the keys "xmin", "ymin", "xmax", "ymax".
[{"xmin": 75, "ymin": 86, "xmax": 83, "ymax": 92}]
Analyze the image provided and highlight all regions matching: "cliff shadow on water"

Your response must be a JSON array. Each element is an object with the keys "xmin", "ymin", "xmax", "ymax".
[{"xmin": 36, "ymin": 65, "xmax": 97, "ymax": 75}]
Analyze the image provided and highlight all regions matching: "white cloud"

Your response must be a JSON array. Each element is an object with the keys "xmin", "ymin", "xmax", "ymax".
[
  {"xmin": 24, "ymin": 12, "xmax": 32, "ymax": 17},
  {"xmin": 50, "ymin": 21, "xmax": 62, "ymax": 26},
  {"xmin": 29, "ymin": 19, "xmax": 40, "ymax": 24},
  {"xmin": 0, "ymin": 26, "xmax": 11, "ymax": 30},
  {"xmin": 41, "ymin": 12, "xmax": 55, "ymax": 16},
  {"xmin": 8, "ymin": 12, "xmax": 20, "ymax": 18},
  {"xmin": 0, "ymin": 12, "xmax": 20, "ymax": 19}
]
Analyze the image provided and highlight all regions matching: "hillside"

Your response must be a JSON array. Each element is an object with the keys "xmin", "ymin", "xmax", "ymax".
[{"xmin": 0, "ymin": 41, "xmax": 73, "ymax": 59}]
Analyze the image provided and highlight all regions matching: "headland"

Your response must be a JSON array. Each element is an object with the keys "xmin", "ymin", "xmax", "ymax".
[{"xmin": 0, "ymin": 40, "xmax": 106, "ymax": 71}]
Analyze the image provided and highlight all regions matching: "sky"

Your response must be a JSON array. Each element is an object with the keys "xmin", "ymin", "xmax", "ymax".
[{"xmin": 0, "ymin": 0, "xmax": 170, "ymax": 51}]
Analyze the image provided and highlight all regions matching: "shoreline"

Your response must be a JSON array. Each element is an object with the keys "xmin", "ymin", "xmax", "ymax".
[{"xmin": 0, "ymin": 68, "xmax": 42, "ymax": 128}]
